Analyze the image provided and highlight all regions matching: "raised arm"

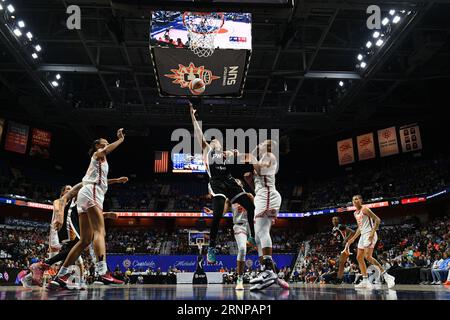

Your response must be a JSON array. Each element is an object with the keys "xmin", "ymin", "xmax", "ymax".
[
  {"xmin": 52, "ymin": 199, "xmax": 64, "ymax": 231},
  {"xmin": 52, "ymin": 182, "xmax": 84, "ymax": 229},
  {"xmin": 189, "ymin": 102, "xmax": 209, "ymax": 151},
  {"xmin": 62, "ymin": 182, "xmax": 83, "ymax": 203},
  {"xmin": 108, "ymin": 177, "xmax": 129, "ymax": 185},
  {"xmin": 95, "ymin": 128, "xmax": 125, "ymax": 159}
]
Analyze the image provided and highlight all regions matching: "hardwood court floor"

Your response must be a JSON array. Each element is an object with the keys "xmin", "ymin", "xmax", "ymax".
[{"xmin": 0, "ymin": 283, "xmax": 448, "ymax": 300}]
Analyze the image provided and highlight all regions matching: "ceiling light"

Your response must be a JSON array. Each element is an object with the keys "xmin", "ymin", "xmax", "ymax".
[
  {"xmin": 56, "ymin": 74, "xmax": 61, "ymax": 80},
  {"xmin": 389, "ymin": 10, "xmax": 395, "ymax": 16},
  {"xmin": 51, "ymin": 81, "xmax": 59, "ymax": 87},
  {"xmin": 360, "ymin": 62, "xmax": 367, "ymax": 68},
  {"xmin": 357, "ymin": 54, "xmax": 363, "ymax": 61},
  {"xmin": 0, "ymin": 4, "xmax": 3, "ymax": 11},
  {"xmin": 372, "ymin": 31, "xmax": 380, "ymax": 38},
  {"xmin": 393, "ymin": 16, "xmax": 401, "ymax": 24},
  {"xmin": 366, "ymin": 41, "xmax": 372, "ymax": 48},
  {"xmin": 35, "ymin": 44, "xmax": 42, "ymax": 52},
  {"xmin": 13, "ymin": 28, "xmax": 22, "ymax": 37},
  {"xmin": 18, "ymin": 21, "xmax": 25, "ymax": 28},
  {"xmin": 375, "ymin": 39, "xmax": 384, "ymax": 46},
  {"xmin": 26, "ymin": 32, "xmax": 33, "ymax": 39},
  {"xmin": 338, "ymin": 81, "xmax": 344, "ymax": 87},
  {"xmin": 31, "ymin": 53, "xmax": 38, "ymax": 59},
  {"xmin": 382, "ymin": 17, "xmax": 389, "ymax": 26},
  {"xmin": 7, "ymin": 4, "xmax": 14, "ymax": 13}
]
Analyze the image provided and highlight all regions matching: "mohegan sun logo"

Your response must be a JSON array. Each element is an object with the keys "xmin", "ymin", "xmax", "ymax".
[
  {"xmin": 123, "ymin": 259, "xmax": 131, "ymax": 268},
  {"xmin": 164, "ymin": 63, "xmax": 220, "ymax": 93}
]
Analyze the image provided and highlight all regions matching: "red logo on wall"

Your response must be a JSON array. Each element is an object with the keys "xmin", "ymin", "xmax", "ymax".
[
  {"xmin": 339, "ymin": 143, "xmax": 351, "ymax": 152},
  {"xmin": 164, "ymin": 63, "xmax": 220, "ymax": 94},
  {"xmin": 359, "ymin": 137, "xmax": 372, "ymax": 147}
]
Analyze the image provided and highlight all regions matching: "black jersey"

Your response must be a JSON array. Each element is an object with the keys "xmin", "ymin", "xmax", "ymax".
[
  {"xmin": 332, "ymin": 224, "xmax": 349, "ymax": 245},
  {"xmin": 67, "ymin": 199, "xmax": 80, "ymax": 240},
  {"xmin": 205, "ymin": 147, "xmax": 233, "ymax": 180},
  {"xmin": 57, "ymin": 201, "xmax": 71, "ymax": 243}
]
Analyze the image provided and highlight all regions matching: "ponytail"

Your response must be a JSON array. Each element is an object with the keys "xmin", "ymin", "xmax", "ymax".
[{"xmin": 88, "ymin": 139, "xmax": 101, "ymax": 157}]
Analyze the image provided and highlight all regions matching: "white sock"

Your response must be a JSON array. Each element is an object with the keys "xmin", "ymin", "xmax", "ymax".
[
  {"xmin": 95, "ymin": 261, "xmax": 108, "ymax": 276},
  {"xmin": 58, "ymin": 266, "xmax": 69, "ymax": 277}
]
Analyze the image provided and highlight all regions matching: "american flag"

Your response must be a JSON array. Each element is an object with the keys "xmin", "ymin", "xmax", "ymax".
[{"xmin": 154, "ymin": 151, "xmax": 169, "ymax": 173}]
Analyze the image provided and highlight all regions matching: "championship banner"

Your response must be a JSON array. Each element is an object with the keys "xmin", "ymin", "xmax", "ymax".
[
  {"xmin": 107, "ymin": 254, "xmax": 296, "ymax": 273},
  {"xmin": 357, "ymin": 133, "xmax": 376, "ymax": 161},
  {"xmin": 4, "ymin": 121, "xmax": 29, "ymax": 154},
  {"xmin": 378, "ymin": 126, "xmax": 399, "ymax": 157},
  {"xmin": 0, "ymin": 118, "xmax": 4, "ymax": 143},
  {"xmin": 152, "ymin": 47, "xmax": 249, "ymax": 97},
  {"xmin": 29, "ymin": 128, "xmax": 52, "ymax": 159},
  {"xmin": 337, "ymin": 138, "xmax": 355, "ymax": 166},
  {"xmin": 399, "ymin": 124, "xmax": 422, "ymax": 153}
]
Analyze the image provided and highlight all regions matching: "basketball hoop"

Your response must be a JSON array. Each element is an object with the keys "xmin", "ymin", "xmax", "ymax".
[{"xmin": 183, "ymin": 12, "xmax": 225, "ymax": 58}]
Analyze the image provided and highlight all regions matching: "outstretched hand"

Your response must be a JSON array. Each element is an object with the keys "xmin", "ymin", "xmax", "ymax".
[
  {"xmin": 117, "ymin": 128, "xmax": 125, "ymax": 140},
  {"xmin": 341, "ymin": 243, "xmax": 352, "ymax": 255},
  {"xmin": 189, "ymin": 101, "xmax": 197, "ymax": 117},
  {"xmin": 117, "ymin": 177, "xmax": 129, "ymax": 184}
]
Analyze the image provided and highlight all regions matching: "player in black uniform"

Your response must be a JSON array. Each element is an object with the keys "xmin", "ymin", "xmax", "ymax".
[
  {"xmin": 330, "ymin": 216, "xmax": 355, "ymax": 284},
  {"xmin": 22, "ymin": 183, "xmax": 83, "ymax": 288},
  {"xmin": 22, "ymin": 177, "xmax": 127, "ymax": 289},
  {"xmin": 189, "ymin": 102, "xmax": 257, "ymax": 264}
]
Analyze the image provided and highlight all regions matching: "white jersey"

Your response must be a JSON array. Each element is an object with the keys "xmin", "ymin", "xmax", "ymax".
[
  {"xmin": 253, "ymin": 153, "xmax": 277, "ymax": 194},
  {"xmin": 354, "ymin": 207, "xmax": 375, "ymax": 235},
  {"xmin": 82, "ymin": 156, "xmax": 109, "ymax": 192}
]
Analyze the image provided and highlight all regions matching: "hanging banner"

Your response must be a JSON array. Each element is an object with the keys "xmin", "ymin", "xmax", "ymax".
[
  {"xmin": 29, "ymin": 128, "xmax": 52, "ymax": 159},
  {"xmin": 399, "ymin": 124, "xmax": 422, "ymax": 153},
  {"xmin": 377, "ymin": 126, "xmax": 399, "ymax": 157},
  {"xmin": 4, "ymin": 122, "xmax": 29, "ymax": 154},
  {"xmin": 337, "ymin": 138, "xmax": 355, "ymax": 166},
  {"xmin": 357, "ymin": 133, "xmax": 376, "ymax": 161}
]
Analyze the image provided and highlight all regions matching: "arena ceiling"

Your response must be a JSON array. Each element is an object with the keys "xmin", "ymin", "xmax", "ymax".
[{"xmin": 0, "ymin": 0, "xmax": 449, "ymax": 143}]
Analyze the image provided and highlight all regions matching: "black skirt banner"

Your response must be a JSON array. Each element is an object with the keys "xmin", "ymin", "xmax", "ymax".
[{"xmin": 152, "ymin": 47, "xmax": 250, "ymax": 97}]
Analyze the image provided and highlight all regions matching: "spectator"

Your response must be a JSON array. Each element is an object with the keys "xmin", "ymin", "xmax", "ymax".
[{"xmin": 431, "ymin": 252, "xmax": 450, "ymax": 285}]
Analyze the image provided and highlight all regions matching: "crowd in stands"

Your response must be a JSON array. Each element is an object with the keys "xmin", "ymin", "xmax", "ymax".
[
  {"xmin": 293, "ymin": 215, "xmax": 450, "ymax": 285},
  {"xmin": 0, "ymin": 226, "xmax": 48, "ymax": 270},
  {"xmin": 1, "ymin": 153, "xmax": 449, "ymax": 214},
  {"xmin": 1, "ymin": 213, "xmax": 449, "ymax": 285},
  {"xmin": 106, "ymin": 227, "xmax": 304, "ymax": 255},
  {"xmin": 291, "ymin": 154, "xmax": 450, "ymax": 211}
]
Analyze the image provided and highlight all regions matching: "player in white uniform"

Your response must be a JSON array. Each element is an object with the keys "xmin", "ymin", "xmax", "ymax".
[
  {"xmin": 53, "ymin": 128, "xmax": 125, "ymax": 288},
  {"xmin": 231, "ymin": 198, "xmax": 252, "ymax": 291},
  {"xmin": 345, "ymin": 195, "xmax": 395, "ymax": 289},
  {"xmin": 245, "ymin": 140, "xmax": 289, "ymax": 290},
  {"xmin": 203, "ymin": 187, "xmax": 253, "ymax": 291}
]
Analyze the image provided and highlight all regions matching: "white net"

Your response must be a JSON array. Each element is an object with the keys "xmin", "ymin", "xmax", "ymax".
[{"xmin": 183, "ymin": 12, "xmax": 225, "ymax": 58}]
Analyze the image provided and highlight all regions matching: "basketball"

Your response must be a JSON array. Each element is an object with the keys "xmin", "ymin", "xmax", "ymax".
[{"xmin": 189, "ymin": 78, "xmax": 206, "ymax": 95}]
